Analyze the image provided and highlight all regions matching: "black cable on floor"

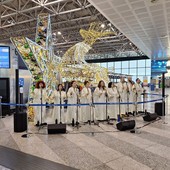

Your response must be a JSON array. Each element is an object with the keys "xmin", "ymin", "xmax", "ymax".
[{"xmin": 136, "ymin": 117, "xmax": 162, "ymax": 129}]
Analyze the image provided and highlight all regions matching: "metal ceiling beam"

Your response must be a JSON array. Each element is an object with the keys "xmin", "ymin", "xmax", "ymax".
[
  {"xmin": 0, "ymin": 1, "xmax": 92, "ymax": 28},
  {"xmin": 0, "ymin": 14, "xmax": 99, "ymax": 36},
  {"xmin": 1, "ymin": 0, "xmax": 70, "ymax": 19}
]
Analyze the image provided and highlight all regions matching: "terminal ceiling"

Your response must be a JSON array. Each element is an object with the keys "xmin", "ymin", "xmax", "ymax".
[
  {"xmin": 0, "ymin": 0, "xmax": 146, "ymax": 60},
  {"xmin": 89, "ymin": 0, "xmax": 170, "ymax": 60}
]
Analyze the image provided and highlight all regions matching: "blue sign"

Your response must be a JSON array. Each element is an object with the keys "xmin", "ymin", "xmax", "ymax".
[
  {"xmin": 0, "ymin": 46, "xmax": 10, "ymax": 68},
  {"xmin": 151, "ymin": 60, "xmax": 167, "ymax": 73},
  {"xmin": 19, "ymin": 78, "xmax": 24, "ymax": 87}
]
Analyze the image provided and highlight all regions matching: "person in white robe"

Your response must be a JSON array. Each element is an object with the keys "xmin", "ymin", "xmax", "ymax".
[
  {"xmin": 67, "ymin": 81, "xmax": 79, "ymax": 124},
  {"xmin": 33, "ymin": 81, "xmax": 47, "ymax": 126},
  {"xmin": 117, "ymin": 77, "xmax": 129, "ymax": 115},
  {"xmin": 107, "ymin": 82, "xmax": 119, "ymax": 119},
  {"xmin": 127, "ymin": 76, "xmax": 135, "ymax": 114},
  {"xmin": 51, "ymin": 84, "xmax": 66, "ymax": 124},
  {"xmin": 80, "ymin": 81, "xmax": 92, "ymax": 122},
  {"xmin": 132, "ymin": 78, "xmax": 145, "ymax": 112},
  {"xmin": 94, "ymin": 80, "xmax": 107, "ymax": 121}
]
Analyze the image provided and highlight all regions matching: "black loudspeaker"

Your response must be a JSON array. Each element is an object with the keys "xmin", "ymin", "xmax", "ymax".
[
  {"xmin": 14, "ymin": 112, "xmax": 27, "ymax": 132},
  {"xmin": 116, "ymin": 120, "xmax": 135, "ymax": 131},
  {"xmin": 48, "ymin": 124, "xmax": 66, "ymax": 134},
  {"xmin": 155, "ymin": 102, "xmax": 165, "ymax": 116},
  {"xmin": 143, "ymin": 113, "xmax": 158, "ymax": 122}
]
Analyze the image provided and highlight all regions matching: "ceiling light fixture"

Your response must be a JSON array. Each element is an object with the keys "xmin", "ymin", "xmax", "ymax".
[
  {"xmin": 101, "ymin": 24, "xmax": 105, "ymax": 28},
  {"xmin": 57, "ymin": 31, "xmax": 62, "ymax": 35}
]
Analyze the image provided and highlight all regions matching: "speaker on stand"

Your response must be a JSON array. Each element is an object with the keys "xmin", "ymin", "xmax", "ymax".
[
  {"xmin": 116, "ymin": 120, "xmax": 135, "ymax": 131},
  {"xmin": 48, "ymin": 124, "xmax": 66, "ymax": 134},
  {"xmin": 143, "ymin": 113, "xmax": 158, "ymax": 122},
  {"xmin": 14, "ymin": 69, "xmax": 27, "ymax": 133},
  {"xmin": 116, "ymin": 87, "xmax": 136, "ymax": 132}
]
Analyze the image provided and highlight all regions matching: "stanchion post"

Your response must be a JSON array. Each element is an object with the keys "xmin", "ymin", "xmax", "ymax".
[
  {"xmin": 15, "ymin": 69, "xmax": 19, "ymax": 114},
  {"xmin": 0, "ymin": 96, "xmax": 2, "ymax": 119},
  {"xmin": 162, "ymin": 72, "xmax": 165, "ymax": 117}
]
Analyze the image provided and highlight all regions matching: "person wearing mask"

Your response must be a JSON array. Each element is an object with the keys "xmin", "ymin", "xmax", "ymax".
[
  {"xmin": 107, "ymin": 82, "xmax": 119, "ymax": 119},
  {"xmin": 132, "ymin": 78, "xmax": 145, "ymax": 112},
  {"xmin": 33, "ymin": 80, "xmax": 47, "ymax": 126},
  {"xmin": 80, "ymin": 81, "xmax": 92, "ymax": 122},
  {"xmin": 51, "ymin": 84, "xmax": 66, "ymax": 124},
  {"xmin": 117, "ymin": 77, "xmax": 128, "ymax": 115},
  {"xmin": 94, "ymin": 80, "xmax": 107, "ymax": 120},
  {"xmin": 67, "ymin": 80, "xmax": 79, "ymax": 124}
]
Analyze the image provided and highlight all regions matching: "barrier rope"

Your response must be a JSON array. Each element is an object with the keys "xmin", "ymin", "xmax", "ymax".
[{"xmin": 0, "ymin": 93, "xmax": 168, "ymax": 107}]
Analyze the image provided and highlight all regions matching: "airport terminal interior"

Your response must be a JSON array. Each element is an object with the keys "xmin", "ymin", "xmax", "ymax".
[{"xmin": 0, "ymin": 0, "xmax": 170, "ymax": 169}]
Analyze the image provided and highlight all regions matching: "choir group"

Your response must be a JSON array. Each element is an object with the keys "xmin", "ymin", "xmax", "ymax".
[{"xmin": 33, "ymin": 76, "xmax": 145, "ymax": 126}]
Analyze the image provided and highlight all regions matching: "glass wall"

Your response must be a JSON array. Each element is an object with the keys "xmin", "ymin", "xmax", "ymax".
[{"xmin": 98, "ymin": 59, "xmax": 151, "ymax": 83}]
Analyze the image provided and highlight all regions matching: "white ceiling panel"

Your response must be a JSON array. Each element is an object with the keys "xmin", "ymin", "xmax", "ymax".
[{"xmin": 88, "ymin": 0, "xmax": 170, "ymax": 59}]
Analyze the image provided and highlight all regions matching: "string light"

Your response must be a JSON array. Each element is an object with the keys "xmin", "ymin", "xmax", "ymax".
[
  {"xmin": 57, "ymin": 22, "xmax": 115, "ymax": 84},
  {"xmin": 57, "ymin": 31, "xmax": 62, "ymax": 35},
  {"xmin": 101, "ymin": 24, "xmax": 105, "ymax": 28}
]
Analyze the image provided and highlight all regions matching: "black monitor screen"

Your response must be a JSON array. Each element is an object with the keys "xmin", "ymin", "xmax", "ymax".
[{"xmin": 0, "ymin": 46, "xmax": 10, "ymax": 68}]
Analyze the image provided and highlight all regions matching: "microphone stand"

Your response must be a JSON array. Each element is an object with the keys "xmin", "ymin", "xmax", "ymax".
[
  {"xmin": 106, "ymin": 90, "xmax": 114, "ymax": 125},
  {"xmin": 116, "ymin": 86, "xmax": 122, "ymax": 122},
  {"xmin": 41, "ymin": 87, "xmax": 42, "ymax": 125},
  {"xmin": 143, "ymin": 91, "xmax": 145, "ymax": 114},
  {"xmin": 105, "ymin": 90, "xmax": 108, "ymax": 121},
  {"xmin": 59, "ymin": 91, "xmax": 62, "ymax": 124},
  {"xmin": 86, "ymin": 89, "xmax": 91, "ymax": 125},
  {"xmin": 130, "ymin": 90, "xmax": 140, "ymax": 134},
  {"xmin": 140, "ymin": 90, "xmax": 146, "ymax": 114},
  {"xmin": 88, "ymin": 90, "xmax": 96, "ymax": 136},
  {"xmin": 90, "ymin": 90, "xmax": 94, "ymax": 125},
  {"xmin": 143, "ymin": 89, "xmax": 147, "ymax": 114},
  {"xmin": 90, "ymin": 89, "xmax": 99, "ymax": 126},
  {"xmin": 38, "ymin": 87, "xmax": 44, "ymax": 131},
  {"xmin": 75, "ymin": 90, "xmax": 80, "ymax": 129},
  {"xmin": 126, "ymin": 82, "xmax": 130, "ymax": 116}
]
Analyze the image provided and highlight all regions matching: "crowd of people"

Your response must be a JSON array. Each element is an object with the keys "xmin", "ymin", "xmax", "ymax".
[{"xmin": 33, "ymin": 77, "xmax": 145, "ymax": 126}]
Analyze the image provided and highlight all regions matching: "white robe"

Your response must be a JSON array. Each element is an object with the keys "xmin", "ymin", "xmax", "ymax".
[
  {"xmin": 80, "ymin": 87, "xmax": 92, "ymax": 122},
  {"xmin": 107, "ymin": 87, "xmax": 119, "ymax": 119},
  {"xmin": 132, "ymin": 83, "xmax": 144, "ymax": 112},
  {"xmin": 94, "ymin": 87, "xmax": 106, "ymax": 120},
  {"xmin": 117, "ymin": 82, "xmax": 128, "ymax": 114},
  {"xmin": 127, "ymin": 82, "xmax": 135, "ymax": 113},
  {"xmin": 52, "ymin": 90, "xmax": 66, "ymax": 123},
  {"xmin": 67, "ymin": 87, "xmax": 79, "ymax": 123},
  {"xmin": 33, "ymin": 88, "xmax": 47, "ymax": 125}
]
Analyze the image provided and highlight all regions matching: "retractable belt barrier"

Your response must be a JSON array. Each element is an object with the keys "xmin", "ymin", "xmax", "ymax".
[{"xmin": 0, "ymin": 93, "xmax": 168, "ymax": 107}]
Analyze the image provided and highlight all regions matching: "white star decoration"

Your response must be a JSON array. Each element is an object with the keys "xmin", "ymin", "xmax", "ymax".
[{"xmin": 11, "ymin": 13, "xmax": 60, "ymax": 99}]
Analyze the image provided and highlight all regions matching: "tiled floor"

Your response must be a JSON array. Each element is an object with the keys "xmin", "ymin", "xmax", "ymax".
[
  {"xmin": 0, "ymin": 165, "xmax": 10, "ymax": 170},
  {"xmin": 0, "ymin": 89, "xmax": 170, "ymax": 170}
]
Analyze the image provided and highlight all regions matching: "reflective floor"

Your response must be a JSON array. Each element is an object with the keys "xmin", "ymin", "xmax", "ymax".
[{"xmin": 0, "ymin": 89, "xmax": 170, "ymax": 170}]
